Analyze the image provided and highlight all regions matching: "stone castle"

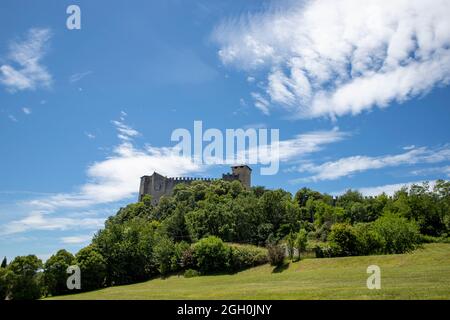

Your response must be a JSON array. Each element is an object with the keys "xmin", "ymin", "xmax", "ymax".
[{"xmin": 139, "ymin": 165, "xmax": 252, "ymax": 205}]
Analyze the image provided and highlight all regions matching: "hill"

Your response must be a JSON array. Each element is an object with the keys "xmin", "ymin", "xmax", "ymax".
[{"xmin": 49, "ymin": 243, "xmax": 450, "ymax": 300}]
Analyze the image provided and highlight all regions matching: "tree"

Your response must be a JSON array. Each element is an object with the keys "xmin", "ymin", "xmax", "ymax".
[
  {"xmin": 8, "ymin": 255, "xmax": 43, "ymax": 300},
  {"xmin": 153, "ymin": 236, "xmax": 175, "ymax": 276},
  {"xmin": 93, "ymin": 218, "xmax": 158, "ymax": 285},
  {"xmin": 44, "ymin": 249, "xmax": 75, "ymax": 296},
  {"xmin": 0, "ymin": 267, "xmax": 13, "ymax": 300},
  {"xmin": 75, "ymin": 246, "xmax": 107, "ymax": 291},
  {"xmin": 295, "ymin": 229, "xmax": 308, "ymax": 260},
  {"xmin": 267, "ymin": 244, "xmax": 285, "ymax": 266},
  {"xmin": 1, "ymin": 257, "xmax": 7, "ymax": 268},
  {"xmin": 285, "ymin": 232, "xmax": 296, "ymax": 260}
]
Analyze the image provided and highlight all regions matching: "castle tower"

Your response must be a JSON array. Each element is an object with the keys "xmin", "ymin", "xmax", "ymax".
[{"xmin": 231, "ymin": 165, "xmax": 252, "ymax": 188}]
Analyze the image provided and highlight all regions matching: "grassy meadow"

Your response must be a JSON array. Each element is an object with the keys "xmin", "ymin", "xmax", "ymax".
[{"xmin": 48, "ymin": 243, "xmax": 450, "ymax": 300}]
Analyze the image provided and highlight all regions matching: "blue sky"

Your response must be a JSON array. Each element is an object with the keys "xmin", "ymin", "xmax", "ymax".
[{"xmin": 1, "ymin": 0, "xmax": 449, "ymax": 261}]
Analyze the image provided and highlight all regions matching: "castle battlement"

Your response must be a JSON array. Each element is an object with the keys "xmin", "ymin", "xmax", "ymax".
[{"xmin": 139, "ymin": 165, "xmax": 252, "ymax": 205}]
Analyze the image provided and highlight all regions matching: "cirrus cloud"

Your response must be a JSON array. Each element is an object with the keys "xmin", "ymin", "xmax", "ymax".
[{"xmin": 214, "ymin": 0, "xmax": 450, "ymax": 118}]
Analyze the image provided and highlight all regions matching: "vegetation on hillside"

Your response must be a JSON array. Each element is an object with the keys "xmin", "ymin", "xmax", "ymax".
[{"xmin": 1, "ymin": 179, "xmax": 449, "ymax": 299}]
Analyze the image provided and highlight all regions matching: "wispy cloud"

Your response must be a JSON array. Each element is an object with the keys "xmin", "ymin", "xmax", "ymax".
[
  {"xmin": 8, "ymin": 115, "xmax": 18, "ymax": 122},
  {"xmin": 0, "ymin": 28, "xmax": 52, "ymax": 92},
  {"xmin": 295, "ymin": 145, "xmax": 450, "ymax": 182},
  {"xmin": 1, "ymin": 211, "xmax": 104, "ymax": 236},
  {"xmin": 69, "ymin": 71, "xmax": 92, "ymax": 83},
  {"xmin": 214, "ymin": 0, "xmax": 450, "ymax": 118},
  {"xmin": 333, "ymin": 180, "xmax": 439, "ymax": 197},
  {"xmin": 22, "ymin": 107, "xmax": 31, "ymax": 115},
  {"xmin": 60, "ymin": 234, "xmax": 93, "ymax": 244},
  {"xmin": 85, "ymin": 132, "xmax": 96, "ymax": 139},
  {"xmin": 411, "ymin": 165, "xmax": 450, "ymax": 178}
]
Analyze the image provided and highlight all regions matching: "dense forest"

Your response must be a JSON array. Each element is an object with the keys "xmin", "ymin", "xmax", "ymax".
[{"xmin": 1, "ymin": 179, "xmax": 449, "ymax": 299}]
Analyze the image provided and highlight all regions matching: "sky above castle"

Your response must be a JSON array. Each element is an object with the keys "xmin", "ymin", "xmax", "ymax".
[{"xmin": 1, "ymin": 0, "xmax": 450, "ymax": 261}]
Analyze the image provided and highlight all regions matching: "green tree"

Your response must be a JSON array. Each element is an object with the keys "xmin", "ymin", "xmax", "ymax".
[
  {"xmin": 0, "ymin": 267, "xmax": 13, "ymax": 299},
  {"xmin": 285, "ymin": 232, "xmax": 296, "ymax": 260},
  {"xmin": 43, "ymin": 249, "xmax": 75, "ymax": 296},
  {"xmin": 75, "ymin": 246, "xmax": 107, "ymax": 291},
  {"xmin": 1, "ymin": 257, "xmax": 7, "ymax": 268},
  {"xmin": 295, "ymin": 229, "xmax": 308, "ymax": 260},
  {"xmin": 8, "ymin": 255, "xmax": 43, "ymax": 300},
  {"xmin": 153, "ymin": 236, "xmax": 175, "ymax": 276}
]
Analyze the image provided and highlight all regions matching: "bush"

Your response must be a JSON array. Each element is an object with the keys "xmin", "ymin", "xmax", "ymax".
[
  {"xmin": 314, "ymin": 242, "xmax": 340, "ymax": 258},
  {"xmin": 183, "ymin": 269, "xmax": 200, "ymax": 278},
  {"xmin": 229, "ymin": 244, "xmax": 268, "ymax": 271},
  {"xmin": 354, "ymin": 223, "xmax": 384, "ymax": 255},
  {"xmin": 193, "ymin": 236, "xmax": 231, "ymax": 273},
  {"xmin": 328, "ymin": 223, "xmax": 359, "ymax": 256},
  {"xmin": 372, "ymin": 213, "xmax": 421, "ymax": 254},
  {"xmin": 267, "ymin": 244, "xmax": 285, "ymax": 266}
]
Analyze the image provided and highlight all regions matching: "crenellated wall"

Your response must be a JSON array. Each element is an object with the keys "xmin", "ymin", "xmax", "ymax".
[{"xmin": 139, "ymin": 165, "xmax": 252, "ymax": 205}]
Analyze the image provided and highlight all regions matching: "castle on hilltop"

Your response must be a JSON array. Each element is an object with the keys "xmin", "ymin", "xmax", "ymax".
[{"xmin": 139, "ymin": 165, "xmax": 252, "ymax": 205}]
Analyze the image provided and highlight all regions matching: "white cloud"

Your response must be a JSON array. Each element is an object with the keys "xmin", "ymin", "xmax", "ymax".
[
  {"xmin": 214, "ymin": 0, "xmax": 450, "ymax": 118},
  {"xmin": 335, "ymin": 180, "xmax": 439, "ymax": 197},
  {"xmin": 244, "ymin": 127, "xmax": 348, "ymax": 165},
  {"xmin": 0, "ymin": 28, "xmax": 52, "ymax": 92},
  {"xmin": 60, "ymin": 234, "xmax": 93, "ymax": 244},
  {"xmin": 69, "ymin": 71, "xmax": 92, "ymax": 83},
  {"xmin": 111, "ymin": 119, "xmax": 140, "ymax": 141},
  {"xmin": 411, "ymin": 165, "xmax": 450, "ymax": 178},
  {"xmin": 296, "ymin": 145, "xmax": 450, "ymax": 182},
  {"xmin": 85, "ymin": 132, "xmax": 96, "ymax": 139},
  {"xmin": 1, "ymin": 211, "xmax": 104, "ymax": 235},
  {"xmin": 22, "ymin": 107, "xmax": 31, "ymax": 115},
  {"xmin": 251, "ymin": 92, "xmax": 270, "ymax": 115},
  {"xmin": 8, "ymin": 115, "xmax": 18, "ymax": 122}
]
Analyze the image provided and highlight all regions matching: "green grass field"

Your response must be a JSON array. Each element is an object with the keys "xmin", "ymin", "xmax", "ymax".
[{"xmin": 49, "ymin": 243, "xmax": 450, "ymax": 300}]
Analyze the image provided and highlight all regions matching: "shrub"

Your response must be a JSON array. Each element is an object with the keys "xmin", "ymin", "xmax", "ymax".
[
  {"xmin": 229, "ymin": 244, "xmax": 268, "ymax": 271},
  {"xmin": 183, "ymin": 269, "xmax": 200, "ymax": 278},
  {"xmin": 372, "ymin": 213, "xmax": 421, "ymax": 254},
  {"xmin": 328, "ymin": 223, "xmax": 359, "ymax": 256},
  {"xmin": 267, "ymin": 244, "xmax": 285, "ymax": 266},
  {"xmin": 354, "ymin": 223, "xmax": 384, "ymax": 255},
  {"xmin": 314, "ymin": 242, "xmax": 340, "ymax": 258},
  {"xmin": 193, "ymin": 236, "xmax": 231, "ymax": 273}
]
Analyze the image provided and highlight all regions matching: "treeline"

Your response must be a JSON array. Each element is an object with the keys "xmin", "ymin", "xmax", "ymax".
[{"xmin": 1, "ymin": 179, "xmax": 449, "ymax": 299}]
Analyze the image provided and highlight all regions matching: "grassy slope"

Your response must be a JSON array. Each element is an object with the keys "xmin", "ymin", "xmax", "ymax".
[{"xmin": 50, "ymin": 243, "xmax": 450, "ymax": 300}]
